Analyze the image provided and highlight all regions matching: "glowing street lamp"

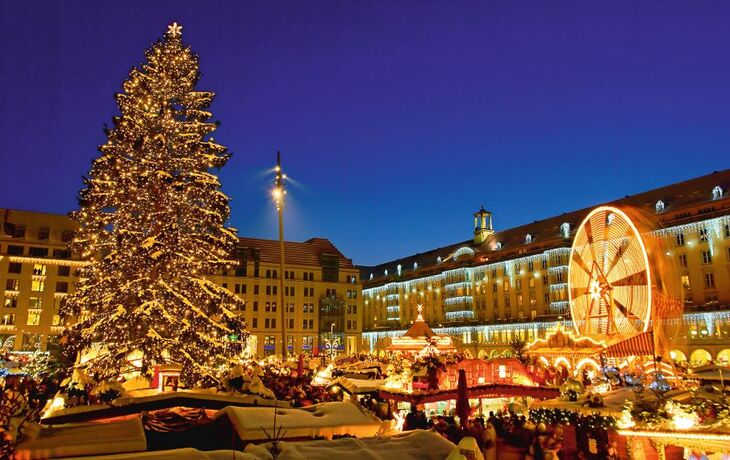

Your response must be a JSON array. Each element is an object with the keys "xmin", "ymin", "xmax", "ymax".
[{"xmin": 273, "ymin": 152, "xmax": 288, "ymax": 358}]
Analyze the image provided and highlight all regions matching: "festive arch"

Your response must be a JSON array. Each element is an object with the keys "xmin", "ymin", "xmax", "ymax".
[
  {"xmin": 716, "ymin": 349, "xmax": 730, "ymax": 364},
  {"xmin": 575, "ymin": 357, "xmax": 601, "ymax": 373},
  {"xmin": 669, "ymin": 349, "xmax": 688, "ymax": 363},
  {"xmin": 554, "ymin": 356, "xmax": 572, "ymax": 369},
  {"xmin": 689, "ymin": 349, "xmax": 712, "ymax": 366}
]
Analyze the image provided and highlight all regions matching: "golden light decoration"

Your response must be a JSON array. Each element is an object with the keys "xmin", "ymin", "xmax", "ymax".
[{"xmin": 568, "ymin": 206, "xmax": 652, "ymax": 337}]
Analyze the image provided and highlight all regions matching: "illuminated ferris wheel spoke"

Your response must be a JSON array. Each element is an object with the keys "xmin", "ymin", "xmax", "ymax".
[
  {"xmin": 609, "ymin": 270, "xmax": 647, "ymax": 287},
  {"xmin": 571, "ymin": 249, "xmax": 592, "ymax": 276}
]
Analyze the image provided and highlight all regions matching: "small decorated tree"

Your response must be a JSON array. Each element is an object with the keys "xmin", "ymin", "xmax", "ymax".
[{"xmin": 62, "ymin": 23, "xmax": 246, "ymax": 387}]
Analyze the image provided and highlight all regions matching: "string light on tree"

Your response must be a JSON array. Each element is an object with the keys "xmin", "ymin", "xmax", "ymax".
[{"xmin": 61, "ymin": 22, "xmax": 247, "ymax": 387}]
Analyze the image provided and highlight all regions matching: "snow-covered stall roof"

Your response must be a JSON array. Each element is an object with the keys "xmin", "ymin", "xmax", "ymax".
[
  {"xmin": 15, "ymin": 416, "xmax": 146, "ymax": 460},
  {"xmin": 43, "ymin": 389, "xmax": 288, "ymax": 424},
  {"xmin": 56, "ymin": 448, "xmax": 257, "ymax": 460},
  {"xmin": 214, "ymin": 401, "xmax": 387, "ymax": 441},
  {"xmin": 243, "ymin": 429, "xmax": 456, "ymax": 460},
  {"xmin": 328, "ymin": 377, "xmax": 386, "ymax": 395}
]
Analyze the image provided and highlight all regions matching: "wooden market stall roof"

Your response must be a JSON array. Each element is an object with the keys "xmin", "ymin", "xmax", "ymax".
[{"xmin": 526, "ymin": 324, "xmax": 655, "ymax": 359}]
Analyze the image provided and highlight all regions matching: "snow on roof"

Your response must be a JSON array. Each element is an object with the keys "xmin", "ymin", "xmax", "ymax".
[
  {"xmin": 214, "ymin": 401, "xmax": 386, "ymax": 441},
  {"xmin": 243, "ymin": 429, "xmax": 456, "ymax": 460},
  {"xmin": 16, "ymin": 416, "xmax": 147, "ymax": 460}
]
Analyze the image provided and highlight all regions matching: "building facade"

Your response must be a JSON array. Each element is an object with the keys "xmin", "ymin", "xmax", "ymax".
[
  {"xmin": 360, "ymin": 170, "xmax": 730, "ymax": 367},
  {"xmin": 0, "ymin": 209, "xmax": 362, "ymax": 356}
]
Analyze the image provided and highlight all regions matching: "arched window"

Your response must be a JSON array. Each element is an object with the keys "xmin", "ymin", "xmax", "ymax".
[
  {"xmin": 525, "ymin": 234, "xmax": 532, "ymax": 244},
  {"xmin": 655, "ymin": 200, "xmax": 665, "ymax": 213},
  {"xmin": 413, "ymin": 262, "xmax": 418, "ymax": 270},
  {"xmin": 397, "ymin": 264, "xmax": 402, "ymax": 276},
  {"xmin": 437, "ymin": 256, "xmax": 442, "ymax": 264},
  {"xmin": 495, "ymin": 242, "xmax": 502, "ymax": 250},
  {"xmin": 384, "ymin": 269, "xmax": 388, "ymax": 276},
  {"xmin": 560, "ymin": 222, "xmax": 570, "ymax": 239},
  {"xmin": 713, "ymin": 185, "xmax": 725, "ymax": 200}
]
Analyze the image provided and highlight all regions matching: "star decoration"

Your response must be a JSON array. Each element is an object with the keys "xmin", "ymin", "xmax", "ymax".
[{"xmin": 167, "ymin": 22, "xmax": 182, "ymax": 37}]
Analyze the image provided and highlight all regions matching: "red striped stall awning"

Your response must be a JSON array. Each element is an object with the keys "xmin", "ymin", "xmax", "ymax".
[{"xmin": 605, "ymin": 331, "xmax": 654, "ymax": 357}]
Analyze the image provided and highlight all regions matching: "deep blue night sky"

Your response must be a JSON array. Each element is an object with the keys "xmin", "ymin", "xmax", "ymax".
[{"xmin": 1, "ymin": 1, "xmax": 728, "ymax": 265}]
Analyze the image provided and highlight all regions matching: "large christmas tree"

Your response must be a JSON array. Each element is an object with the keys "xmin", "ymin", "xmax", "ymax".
[{"xmin": 62, "ymin": 23, "xmax": 246, "ymax": 386}]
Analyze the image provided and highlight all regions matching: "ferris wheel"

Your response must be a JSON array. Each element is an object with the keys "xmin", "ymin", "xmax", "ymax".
[{"xmin": 568, "ymin": 206, "xmax": 652, "ymax": 337}]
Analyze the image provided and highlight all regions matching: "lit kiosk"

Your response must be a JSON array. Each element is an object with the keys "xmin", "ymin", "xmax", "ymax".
[{"xmin": 386, "ymin": 306, "xmax": 456, "ymax": 355}]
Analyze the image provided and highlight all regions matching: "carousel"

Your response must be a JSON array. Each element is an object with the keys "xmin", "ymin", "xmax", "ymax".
[{"xmin": 386, "ymin": 306, "xmax": 457, "ymax": 355}]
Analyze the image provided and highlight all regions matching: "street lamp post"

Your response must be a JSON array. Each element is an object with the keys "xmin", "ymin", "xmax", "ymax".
[{"xmin": 273, "ymin": 152, "xmax": 288, "ymax": 358}]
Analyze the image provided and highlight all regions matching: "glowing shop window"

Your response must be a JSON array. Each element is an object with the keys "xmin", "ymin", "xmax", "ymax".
[
  {"xmin": 26, "ymin": 310, "xmax": 42, "ymax": 326},
  {"xmin": 498, "ymin": 365, "xmax": 506, "ymax": 379}
]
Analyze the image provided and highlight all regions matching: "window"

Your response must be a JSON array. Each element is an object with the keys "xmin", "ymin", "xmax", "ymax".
[
  {"xmin": 492, "ymin": 283, "xmax": 498, "ymax": 293},
  {"xmin": 308, "ymin": 319, "xmax": 314, "ymax": 329},
  {"xmin": 12, "ymin": 226, "xmax": 26, "ymax": 238},
  {"xmin": 234, "ymin": 284, "xmax": 240, "ymax": 294},
  {"xmin": 5, "ymin": 279, "xmax": 19, "ymax": 291},
  {"xmin": 556, "ymin": 271, "xmax": 565, "ymax": 283},
  {"xmin": 528, "ymin": 277, "xmax": 535, "ymax": 289},
  {"xmin": 253, "ymin": 301, "xmax": 258, "ymax": 311},
  {"xmin": 254, "ymin": 285, "xmax": 259, "ymax": 295},
  {"xmin": 527, "ymin": 261, "xmax": 534, "ymax": 272},
  {"xmin": 57, "ymin": 265, "xmax": 70, "ymax": 276},
  {"xmin": 32, "ymin": 264, "xmax": 46, "ymax": 276},
  {"xmin": 38, "ymin": 228, "xmax": 50, "ymax": 240},
  {"xmin": 8, "ymin": 263, "xmax": 21, "ymax": 274},
  {"xmin": 54, "ymin": 297, "xmax": 65, "ymax": 310},
  {"xmin": 515, "ymin": 279, "xmax": 522, "ymax": 290},
  {"xmin": 288, "ymin": 318, "xmax": 294, "ymax": 329},
  {"xmin": 704, "ymin": 273, "xmax": 715, "ymax": 289},
  {"xmin": 303, "ymin": 336, "xmax": 313, "ymax": 349},
  {"xmin": 29, "ymin": 297, "xmax": 42, "ymax": 309},
  {"xmin": 222, "ymin": 282, "xmax": 228, "ymax": 289},
  {"xmin": 265, "ymin": 318, "xmax": 272, "ymax": 329},
  {"xmin": 264, "ymin": 335, "xmax": 275, "ymax": 356},
  {"xmin": 31, "ymin": 280, "xmax": 44, "ymax": 292},
  {"xmin": 265, "ymin": 269, "xmax": 271, "ymax": 278},
  {"xmin": 7, "ymin": 245, "xmax": 23, "ymax": 255},
  {"xmin": 702, "ymin": 250, "xmax": 712, "ymax": 265},
  {"xmin": 272, "ymin": 286, "xmax": 277, "ymax": 295},
  {"xmin": 271, "ymin": 302, "xmax": 277, "ymax": 312},
  {"xmin": 53, "ymin": 249, "xmax": 70, "ymax": 259},
  {"xmin": 503, "ymin": 280, "xmax": 510, "ymax": 292},
  {"xmin": 52, "ymin": 314, "xmax": 62, "ymax": 326},
  {"xmin": 28, "ymin": 247, "xmax": 48, "ymax": 257},
  {"xmin": 544, "ymin": 292, "xmax": 550, "ymax": 304},
  {"xmin": 252, "ymin": 318, "xmax": 258, "ymax": 328},
  {"xmin": 265, "ymin": 302, "xmax": 271, "ymax": 312},
  {"xmin": 655, "ymin": 200, "xmax": 665, "ymax": 213},
  {"xmin": 302, "ymin": 319, "xmax": 308, "ymax": 329},
  {"xmin": 27, "ymin": 310, "xmax": 41, "ymax": 326},
  {"xmin": 517, "ymin": 294, "xmax": 523, "ymax": 308},
  {"xmin": 676, "ymin": 233, "xmax": 685, "ymax": 246},
  {"xmin": 55, "ymin": 282, "xmax": 69, "ymax": 293},
  {"xmin": 504, "ymin": 296, "xmax": 510, "ymax": 308},
  {"xmin": 678, "ymin": 253, "xmax": 687, "ymax": 268},
  {"xmin": 266, "ymin": 286, "xmax": 271, "ymax": 296},
  {"xmin": 543, "ymin": 275, "xmax": 549, "ymax": 286},
  {"xmin": 699, "ymin": 228, "xmax": 708, "ymax": 243},
  {"xmin": 4, "ymin": 298, "xmax": 17, "ymax": 308},
  {"xmin": 2, "ymin": 313, "xmax": 15, "ymax": 325}
]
